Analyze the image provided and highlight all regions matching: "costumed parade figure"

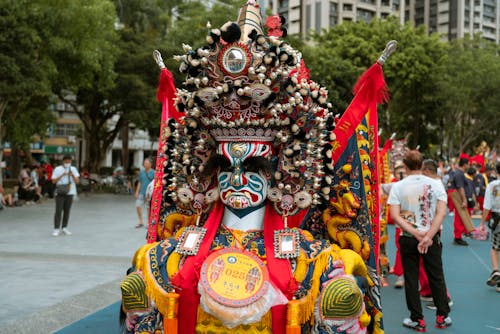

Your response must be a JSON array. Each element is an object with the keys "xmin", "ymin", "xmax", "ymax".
[{"xmin": 120, "ymin": 2, "xmax": 396, "ymax": 333}]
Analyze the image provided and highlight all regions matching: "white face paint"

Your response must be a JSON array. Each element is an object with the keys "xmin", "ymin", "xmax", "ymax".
[{"xmin": 217, "ymin": 142, "xmax": 272, "ymax": 210}]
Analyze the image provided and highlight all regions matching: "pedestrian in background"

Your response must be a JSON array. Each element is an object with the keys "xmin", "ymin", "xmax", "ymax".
[
  {"xmin": 420, "ymin": 159, "xmax": 453, "ymax": 310},
  {"xmin": 388, "ymin": 150, "xmax": 452, "ymax": 331},
  {"xmin": 0, "ymin": 185, "xmax": 14, "ymax": 208},
  {"xmin": 41, "ymin": 159, "xmax": 54, "ymax": 198},
  {"xmin": 473, "ymin": 164, "xmax": 488, "ymax": 214},
  {"xmin": 448, "ymin": 157, "xmax": 471, "ymax": 246},
  {"xmin": 390, "ymin": 162, "xmax": 407, "ymax": 289},
  {"xmin": 52, "ymin": 155, "xmax": 79, "ymax": 236},
  {"xmin": 134, "ymin": 158, "xmax": 154, "ymax": 228},
  {"xmin": 479, "ymin": 162, "xmax": 500, "ymax": 292}
]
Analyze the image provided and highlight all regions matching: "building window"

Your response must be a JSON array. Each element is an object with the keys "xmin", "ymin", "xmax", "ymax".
[
  {"xmin": 279, "ymin": 0, "xmax": 289, "ymax": 10},
  {"xmin": 306, "ymin": 4, "xmax": 311, "ymax": 30},
  {"xmin": 330, "ymin": 2, "xmax": 338, "ymax": 26},
  {"xmin": 357, "ymin": 8, "xmax": 374, "ymax": 22},
  {"xmin": 54, "ymin": 123, "xmax": 79, "ymax": 137},
  {"xmin": 315, "ymin": 1, "xmax": 322, "ymax": 31},
  {"xmin": 343, "ymin": 4, "xmax": 353, "ymax": 11},
  {"xmin": 484, "ymin": 5, "xmax": 495, "ymax": 14},
  {"xmin": 484, "ymin": 26, "xmax": 496, "ymax": 34}
]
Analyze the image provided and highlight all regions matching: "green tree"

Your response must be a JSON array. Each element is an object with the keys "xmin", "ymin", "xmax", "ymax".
[
  {"xmin": 436, "ymin": 35, "xmax": 500, "ymax": 157},
  {"xmin": 301, "ymin": 17, "xmax": 448, "ymax": 153},
  {"xmin": 46, "ymin": 0, "xmax": 119, "ymax": 172},
  {"xmin": 0, "ymin": 0, "xmax": 58, "ymax": 181}
]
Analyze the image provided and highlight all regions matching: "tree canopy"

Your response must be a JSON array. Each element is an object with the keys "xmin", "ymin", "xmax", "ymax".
[
  {"xmin": 300, "ymin": 18, "xmax": 499, "ymax": 159},
  {"xmin": 1, "ymin": 1, "xmax": 499, "ymax": 177}
]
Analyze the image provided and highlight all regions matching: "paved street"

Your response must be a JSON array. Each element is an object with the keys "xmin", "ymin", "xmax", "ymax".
[
  {"xmin": 0, "ymin": 194, "xmax": 146, "ymax": 333},
  {"xmin": 0, "ymin": 195, "xmax": 499, "ymax": 334}
]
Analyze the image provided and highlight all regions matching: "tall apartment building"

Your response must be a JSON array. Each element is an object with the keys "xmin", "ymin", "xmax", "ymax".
[
  {"xmin": 263, "ymin": 0, "xmax": 401, "ymax": 36},
  {"xmin": 401, "ymin": 0, "xmax": 499, "ymax": 42},
  {"xmin": 270, "ymin": 0, "xmax": 500, "ymax": 42}
]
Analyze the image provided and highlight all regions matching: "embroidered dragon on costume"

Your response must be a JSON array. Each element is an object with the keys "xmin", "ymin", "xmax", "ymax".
[{"xmin": 323, "ymin": 177, "xmax": 371, "ymax": 260}]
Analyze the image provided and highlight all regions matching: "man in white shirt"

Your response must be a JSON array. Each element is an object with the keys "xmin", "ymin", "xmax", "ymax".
[
  {"xmin": 479, "ymin": 162, "xmax": 500, "ymax": 292},
  {"xmin": 51, "ymin": 155, "xmax": 79, "ymax": 236},
  {"xmin": 388, "ymin": 150, "xmax": 451, "ymax": 331}
]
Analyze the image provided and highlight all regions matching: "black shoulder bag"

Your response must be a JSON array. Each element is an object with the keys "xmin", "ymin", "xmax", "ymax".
[{"xmin": 56, "ymin": 170, "xmax": 71, "ymax": 195}]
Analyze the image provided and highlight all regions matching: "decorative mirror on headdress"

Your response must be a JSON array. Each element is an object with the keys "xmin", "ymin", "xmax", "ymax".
[{"xmin": 219, "ymin": 44, "xmax": 251, "ymax": 76}]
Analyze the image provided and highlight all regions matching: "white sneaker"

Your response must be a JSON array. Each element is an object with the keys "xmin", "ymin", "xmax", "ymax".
[
  {"xmin": 62, "ymin": 228, "xmax": 72, "ymax": 236},
  {"xmin": 52, "ymin": 229, "xmax": 60, "ymax": 237},
  {"xmin": 394, "ymin": 276, "xmax": 405, "ymax": 289}
]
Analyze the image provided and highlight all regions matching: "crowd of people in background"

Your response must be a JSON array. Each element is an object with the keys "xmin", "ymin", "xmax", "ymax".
[
  {"xmin": 383, "ymin": 151, "xmax": 500, "ymax": 331},
  {"xmin": 1, "ymin": 156, "xmax": 156, "ymax": 235},
  {"xmin": 0, "ymin": 157, "xmax": 151, "ymax": 209},
  {"xmin": 0, "ymin": 160, "xmax": 54, "ymax": 209}
]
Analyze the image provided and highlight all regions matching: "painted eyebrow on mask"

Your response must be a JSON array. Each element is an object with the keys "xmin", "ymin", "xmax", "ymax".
[
  {"xmin": 202, "ymin": 154, "xmax": 231, "ymax": 177},
  {"xmin": 202, "ymin": 154, "xmax": 273, "ymax": 177},
  {"xmin": 242, "ymin": 156, "xmax": 273, "ymax": 175}
]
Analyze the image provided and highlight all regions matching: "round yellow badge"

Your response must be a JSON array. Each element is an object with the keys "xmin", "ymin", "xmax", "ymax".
[{"xmin": 200, "ymin": 248, "xmax": 269, "ymax": 307}]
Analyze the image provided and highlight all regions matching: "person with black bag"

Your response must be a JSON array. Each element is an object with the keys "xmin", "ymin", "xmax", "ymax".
[
  {"xmin": 51, "ymin": 155, "xmax": 79, "ymax": 237},
  {"xmin": 479, "ymin": 162, "xmax": 500, "ymax": 292}
]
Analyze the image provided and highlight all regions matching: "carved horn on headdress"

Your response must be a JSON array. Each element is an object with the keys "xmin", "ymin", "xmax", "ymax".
[
  {"xmin": 153, "ymin": 50, "xmax": 166, "ymax": 69},
  {"xmin": 237, "ymin": 1, "xmax": 264, "ymax": 44},
  {"xmin": 377, "ymin": 40, "xmax": 397, "ymax": 65}
]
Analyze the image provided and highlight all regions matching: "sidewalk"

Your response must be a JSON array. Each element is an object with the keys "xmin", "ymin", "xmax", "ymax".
[{"xmin": 0, "ymin": 194, "xmax": 146, "ymax": 333}]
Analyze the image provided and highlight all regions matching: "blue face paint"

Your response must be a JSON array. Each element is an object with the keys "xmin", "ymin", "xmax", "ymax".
[{"xmin": 217, "ymin": 142, "xmax": 271, "ymax": 213}]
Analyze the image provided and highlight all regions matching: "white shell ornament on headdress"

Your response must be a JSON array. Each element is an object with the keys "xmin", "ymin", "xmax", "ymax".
[{"xmin": 160, "ymin": 1, "xmax": 338, "ymax": 218}]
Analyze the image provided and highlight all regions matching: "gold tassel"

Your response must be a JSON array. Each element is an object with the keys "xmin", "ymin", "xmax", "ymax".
[
  {"xmin": 286, "ymin": 299, "xmax": 301, "ymax": 334},
  {"xmin": 132, "ymin": 242, "xmax": 156, "ymax": 268},
  {"xmin": 292, "ymin": 245, "xmax": 342, "ymax": 325},
  {"xmin": 163, "ymin": 292, "xmax": 180, "ymax": 334},
  {"xmin": 140, "ymin": 246, "xmax": 171, "ymax": 317}
]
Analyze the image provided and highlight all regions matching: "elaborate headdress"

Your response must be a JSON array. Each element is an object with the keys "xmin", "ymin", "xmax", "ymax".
[{"xmin": 161, "ymin": 2, "xmax": 335, "ymax": 222}]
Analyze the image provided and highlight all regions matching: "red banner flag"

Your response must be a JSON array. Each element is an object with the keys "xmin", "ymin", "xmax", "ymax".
[{"xmin": 331, "ymin": 63, "xmax": 388, "ymax": 163}]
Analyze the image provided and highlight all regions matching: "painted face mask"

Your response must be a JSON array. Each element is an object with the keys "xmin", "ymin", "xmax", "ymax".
[{"xmin": 217, "ymin": 142, "xmax": 272, "ymax": 213}]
